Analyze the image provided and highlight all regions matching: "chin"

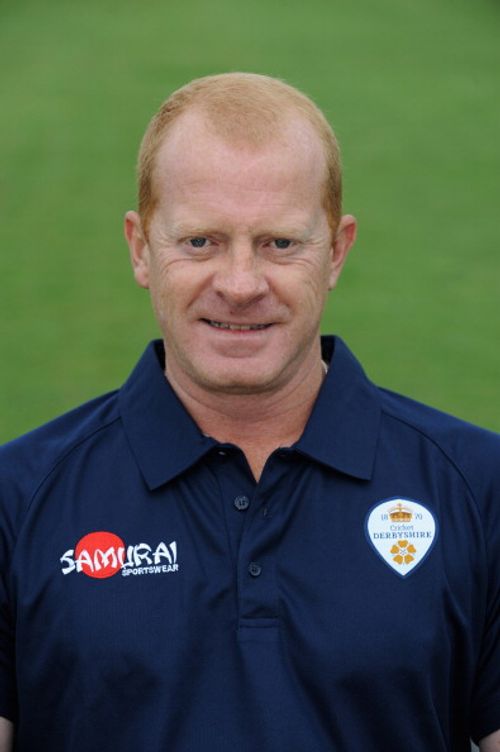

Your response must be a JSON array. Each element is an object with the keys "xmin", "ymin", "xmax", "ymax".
[{"xmin": 193, "ymin": 366, "xmax": 279, "ymax": 395}]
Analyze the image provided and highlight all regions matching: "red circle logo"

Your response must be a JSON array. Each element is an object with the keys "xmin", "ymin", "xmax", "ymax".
[{"xmin": 74, "ymin": 531, "xmax": 125, "ymax": 579}]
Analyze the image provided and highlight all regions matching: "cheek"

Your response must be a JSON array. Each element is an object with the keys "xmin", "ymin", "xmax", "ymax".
[
  {"xmin": 287, "ymin": 260, "xmax": 331, "ymax": 307},
  {"xmin": 148, "ymin": 261, "xmax": 207, "ymax": 326},
  {"xmin": 147, "ymin": 261, "xmax": 178, "ymax": 326}
]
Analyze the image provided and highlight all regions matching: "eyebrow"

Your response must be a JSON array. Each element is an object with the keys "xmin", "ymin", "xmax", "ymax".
[
  {"xmin": 169, "ymin": 223, "xmax": 311, "ymax": 239},
  {"xmin": 170, "ymin": 224, "xmax": 222, "ymax": 238},
  {"xmin": 168, "ymin": 224, "xmax": 198, "ymax": 237}
]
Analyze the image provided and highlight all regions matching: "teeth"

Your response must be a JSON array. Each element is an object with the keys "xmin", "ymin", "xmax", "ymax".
[{"xmin": 208, "ymin": 320, "xmax": 268, "ymax": 331}]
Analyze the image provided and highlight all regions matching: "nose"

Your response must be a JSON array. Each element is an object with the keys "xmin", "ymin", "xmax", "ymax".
[{"xmin": 212, "ymin": 242, "xmax": 269, "ymax": 307}]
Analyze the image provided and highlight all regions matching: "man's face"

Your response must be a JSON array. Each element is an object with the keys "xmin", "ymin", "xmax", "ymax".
[{"xmin": 125, "ymin": 111, "xmax": 356, "ymax": 397}]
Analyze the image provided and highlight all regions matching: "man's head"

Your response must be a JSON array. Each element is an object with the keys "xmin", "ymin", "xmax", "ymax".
[
  {"xmin": 125, "ymin": 73, "xmax": 356, "ymax": 399},
  {"xmin": 137, "ymin": 72, "xmax": 343, "ymax": 239}
]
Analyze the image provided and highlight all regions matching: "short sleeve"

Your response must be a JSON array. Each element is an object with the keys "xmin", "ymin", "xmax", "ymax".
[
  {"xmin": 0, "ymin": 449, "xmax": 21, "ymax": 722},
  {"xmin": 0, "ymin": 521, "xmax": 17, "ymax": 721},
  {"xmin": 469, "ymin": 437, "xmax": 500, "ymax": 743}
]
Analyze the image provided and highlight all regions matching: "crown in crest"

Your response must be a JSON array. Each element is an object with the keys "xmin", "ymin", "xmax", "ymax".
[{"xmin": 389, "ymin": 502, "xmax": 413, "ymax": 522}]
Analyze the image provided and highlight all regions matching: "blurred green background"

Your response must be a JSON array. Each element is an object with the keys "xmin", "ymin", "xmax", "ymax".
[{"xmin": 1, "ymin": 0, "xmax": 499, "ymax": 442}]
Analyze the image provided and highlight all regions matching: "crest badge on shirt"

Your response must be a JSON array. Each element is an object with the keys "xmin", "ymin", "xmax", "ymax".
[{"xmin": 365, "ymin": 498, "xmax": 438, "ymax": 578}]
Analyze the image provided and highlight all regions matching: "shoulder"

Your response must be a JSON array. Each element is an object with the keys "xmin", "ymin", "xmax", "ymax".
[
  {"xmin": 379, "ymin": 387, "xmax": 500, "ymax": 506},
  {"xmin": 0, "ymin": 391, "xmax": 121, "ymax": 521}
]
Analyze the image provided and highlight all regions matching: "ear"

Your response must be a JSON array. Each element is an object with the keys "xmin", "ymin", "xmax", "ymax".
[
  {"xmin": 124, "ymin": 210, "xmax": 150, "ymax": 289},
  {"xmin": 328, "ymin": 214, "xmax": 357, "ymax": 290}
]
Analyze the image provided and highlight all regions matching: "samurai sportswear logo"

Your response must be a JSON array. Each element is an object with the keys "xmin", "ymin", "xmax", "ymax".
[{"xmin": 60, "ymin": 531, "xmax": 179, "ymax": 579}]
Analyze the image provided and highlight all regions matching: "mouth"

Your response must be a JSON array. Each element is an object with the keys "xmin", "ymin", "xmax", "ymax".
[{"xmin": 202, "ymin": 319, "xmax": 272, "ymax": 332}]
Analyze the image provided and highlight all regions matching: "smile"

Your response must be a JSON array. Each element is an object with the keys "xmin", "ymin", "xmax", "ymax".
[{"xmin": 203, "ymin": 319, "xmax": 271, "ymax": 331}]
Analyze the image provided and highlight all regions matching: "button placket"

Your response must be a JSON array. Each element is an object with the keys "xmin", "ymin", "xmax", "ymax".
[
  {"xmin": 237, "ymin": 450, "xmax": 298, "ymax": 625},
  {"xmin": 207, "ymin": 445, "xmax": 256, "ymax": 567},
  {"xmin": 237, "ymin": 484, "xmax": 281, "ymax": 623}
]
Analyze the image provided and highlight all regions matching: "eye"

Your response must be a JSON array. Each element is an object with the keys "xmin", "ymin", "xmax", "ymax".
[
  {"xmin": 272, "ymin": 238, "xmax": 292, "ymax": 250},
  {"xmin": 188, "ymin": 237, "xmax": 208, "ymax": 248}
]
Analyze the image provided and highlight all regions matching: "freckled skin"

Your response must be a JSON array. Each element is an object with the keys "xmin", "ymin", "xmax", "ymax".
[{"xmin": 125, "ymin": 110, "xmax": 356, "ymax": 402}]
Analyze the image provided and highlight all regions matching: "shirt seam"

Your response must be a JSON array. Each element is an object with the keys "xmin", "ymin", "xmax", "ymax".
[
  {"xmin": 381, "ymin": 405, "xmax": 490, "ymax": 599},
  {"xmin": 9, "ymin": 416, "xmax": 122, "ymax": 575},
  {"xmin": 381, "ymin": 406, "xmax": 484, "ymax": 515}
]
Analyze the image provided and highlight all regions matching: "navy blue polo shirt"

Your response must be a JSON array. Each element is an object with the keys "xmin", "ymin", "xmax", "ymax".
[{"xmin": 1, "ymin": 337, "xmax": 499, "ymax": 751}]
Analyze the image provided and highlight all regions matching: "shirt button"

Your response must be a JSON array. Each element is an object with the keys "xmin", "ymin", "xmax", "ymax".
[
  {"xmin": 248, "ymin": 562, "xmax": 262, "ymax": 577},
  {"xmin": 233, "ymin": 495, "xmax": 250, "ymax": 511}
]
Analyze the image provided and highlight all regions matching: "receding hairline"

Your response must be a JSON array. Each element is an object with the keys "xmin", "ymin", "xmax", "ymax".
[
  {"xmin": 137, "ymin": 72, "xmax": 342, "ymax": 234},
  {"xmin": 154, "ymin": 104, "xmax": 330, "ymax": 181}
]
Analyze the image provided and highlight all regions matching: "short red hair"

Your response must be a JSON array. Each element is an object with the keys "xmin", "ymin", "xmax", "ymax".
[{"xmin": 137, "ymin": 72, "xmax": 342, "ymax": 237}]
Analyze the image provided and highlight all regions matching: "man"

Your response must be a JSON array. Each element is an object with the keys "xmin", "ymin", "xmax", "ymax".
[{"xmin": 0, "ymin": 73, "xmax": 498, "ymax": 751}]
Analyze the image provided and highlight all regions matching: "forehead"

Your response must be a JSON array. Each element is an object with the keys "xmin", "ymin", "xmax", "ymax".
[{"xmin": 152, "ymin": 110, "xmax": 328, "ymax": 220}]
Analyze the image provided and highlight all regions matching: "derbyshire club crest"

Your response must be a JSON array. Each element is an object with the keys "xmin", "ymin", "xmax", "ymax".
[{"xmin": 365, "ymin": 498, "xmax": 438, "ymax": 578}]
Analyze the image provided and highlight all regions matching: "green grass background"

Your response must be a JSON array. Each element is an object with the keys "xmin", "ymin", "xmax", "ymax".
[{"xmin": 1, "ymin": 0, "xmax": 499, "ymax": 442}]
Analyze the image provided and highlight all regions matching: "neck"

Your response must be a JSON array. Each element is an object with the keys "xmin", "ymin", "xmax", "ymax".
[{"xmin": 165, "ymin": 356, "xmax": 326, "ymax": 480}]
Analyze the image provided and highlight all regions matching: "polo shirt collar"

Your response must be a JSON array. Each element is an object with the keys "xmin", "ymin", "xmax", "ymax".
[
  {"xmin": 119, "ymin": 341, "xmax": 217, "ymax": 490},
  {"xmin": 296, "ymin": 336, "xmax": 381, "ymax": 480},
  {"xmin": 119, "ymin": 336, "xmax": 381, "ymax": 489}
]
